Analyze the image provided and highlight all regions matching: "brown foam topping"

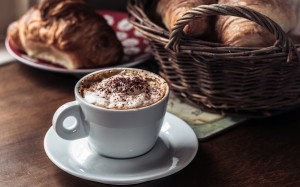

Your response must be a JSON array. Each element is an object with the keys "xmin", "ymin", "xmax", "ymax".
[{"xmin": 78, "ymin": 69, "xmax": 167, "ymax": 109}]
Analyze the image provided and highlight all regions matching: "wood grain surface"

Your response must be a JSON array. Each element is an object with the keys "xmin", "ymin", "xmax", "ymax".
[{"xmin": 1, "ymin": 62, "xmax": 300, "ymax": 187}]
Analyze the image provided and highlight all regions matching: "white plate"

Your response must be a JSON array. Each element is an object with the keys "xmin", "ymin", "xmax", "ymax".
[
  {"xmin": 44, "ymin": 112, "xmax": 198, "ymax": 185},
  {"xmin": 5, "ymin": 10, "xmax": 152, "ymax": 75}
]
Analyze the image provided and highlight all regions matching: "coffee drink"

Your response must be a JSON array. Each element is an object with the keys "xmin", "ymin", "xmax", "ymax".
[
  {"xmin": 78, "ymin": 69, "xmax": 168, "ymax": 109},
  {"xmin": 54, "ymin": 68, "xmax": 170, "ymax": 158}
]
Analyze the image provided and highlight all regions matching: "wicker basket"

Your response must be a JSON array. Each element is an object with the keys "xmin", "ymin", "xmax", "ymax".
[{"xmin": 127, "ymin": 0, "xmax": 300, "ymax": 117}]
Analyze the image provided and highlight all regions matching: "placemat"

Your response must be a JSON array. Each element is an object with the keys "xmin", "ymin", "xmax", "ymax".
[{"xmin": 167, "ymin": 93, "xmax": 247, "ymax": 141}]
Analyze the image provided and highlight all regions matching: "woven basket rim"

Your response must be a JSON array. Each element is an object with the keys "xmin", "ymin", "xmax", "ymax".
[
  {"xmin": 127, "ymin": 0, "xmax": 300, "ymax": 117},
  {"xmin": 127, "ymin": 0, "xmax": 300, "ymax": 62}
]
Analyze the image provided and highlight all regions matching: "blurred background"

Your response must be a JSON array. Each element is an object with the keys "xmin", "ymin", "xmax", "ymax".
[
  {"xmin": 86, "ymin": 0, "xmax": 128, "ymax": 11},
  {"xmin": 0, "ymin": 0, "xmax": 299, "ymax": 62},
  {"xmin": 1, "ymin": 0, "xmax": 300, "ymax": 41},
  {"xmin": 0, "ymin": 0, "xmax": 36, "ymax": 64},
  {"xmin": 0, "ymin": 1, "xmax": 32, "ymax": 41}
]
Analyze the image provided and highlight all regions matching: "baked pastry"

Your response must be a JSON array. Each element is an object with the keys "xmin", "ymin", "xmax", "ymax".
[
  {"xmin": 289, "ymin": 0, "xmax": 300, "ymax": 35},
  {"xmin": 216, "ymin": 0, "xmax": 297, "ymax": 47},
  {"xmin": 156, "ymin": 0, "xmax": 217, "ymax": 37},
  {"xmin": 7, "ymin": 0, "xmax": 123, "ymax": 69}
]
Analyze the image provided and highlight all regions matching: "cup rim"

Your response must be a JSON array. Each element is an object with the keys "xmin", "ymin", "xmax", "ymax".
[{"xmin": 74, "ymin": 67, "xmax": 169, "ymax": 112}]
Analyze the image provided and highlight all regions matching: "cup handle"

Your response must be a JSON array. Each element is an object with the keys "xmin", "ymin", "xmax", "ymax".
[{"xmin": 52, "ymin": 101, "xmax": 88, "ymax": 140}]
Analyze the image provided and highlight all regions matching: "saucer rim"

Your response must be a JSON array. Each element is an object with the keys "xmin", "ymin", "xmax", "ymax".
[{"xmin": 44, "ymin": 112, "xmax": 199, "ymax": 185}]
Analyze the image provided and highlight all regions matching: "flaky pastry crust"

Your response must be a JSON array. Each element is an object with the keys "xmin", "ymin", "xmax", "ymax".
[{"xmin": 7, "ymin": 0, "xmax": 123, "ymax": 69}]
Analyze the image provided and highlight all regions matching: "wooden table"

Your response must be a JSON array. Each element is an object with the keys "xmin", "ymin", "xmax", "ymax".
[{"xmin": 1, "ymin": 61, "xmax": 300, "ymax": 187}]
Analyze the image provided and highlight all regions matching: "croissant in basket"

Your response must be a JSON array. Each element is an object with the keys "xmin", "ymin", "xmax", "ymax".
[
  {"xmin": 216, "ymin": 0, "xmax": 297, "ymax": 47},
  {"xmin": 7, "ymin": 0, "xmax": 124, "ymax": 69},
  {"xmin": 156, "ymin": 0, "xmax": 217, "ymax": 37}
]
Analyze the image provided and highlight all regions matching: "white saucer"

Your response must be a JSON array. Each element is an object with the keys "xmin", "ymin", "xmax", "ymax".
[{"xmin": 44, "ymin": 112, "xmax": 198, "ymax": 185}]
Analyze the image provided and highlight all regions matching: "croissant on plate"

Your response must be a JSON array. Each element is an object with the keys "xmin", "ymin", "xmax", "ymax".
[{"xmin": 7, "ymin": 0, "xmax": 123, "ymax": 69}]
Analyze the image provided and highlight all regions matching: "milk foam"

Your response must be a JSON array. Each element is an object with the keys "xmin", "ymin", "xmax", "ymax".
[{"xmin": 80, "ymin": 70, "xmax": 167, "ymax": 109}]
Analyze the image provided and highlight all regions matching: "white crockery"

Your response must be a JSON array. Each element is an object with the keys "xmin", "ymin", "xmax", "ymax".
[
  {"xmin": 44, "ymin": 112, "xmax": 199, "ymax": 185},
  {"xmin": 52, "ymin": 68, "xmax": 169, "ymax": 158}
]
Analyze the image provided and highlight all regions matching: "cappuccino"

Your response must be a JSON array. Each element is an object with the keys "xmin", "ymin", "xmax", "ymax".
[
  {"xmin": 78, "ymin": 69, "xmax": 168, "ymax": 109},
  {"xmin": 54, "ymin": 68, "xmax": 170, "ymax": 158}
]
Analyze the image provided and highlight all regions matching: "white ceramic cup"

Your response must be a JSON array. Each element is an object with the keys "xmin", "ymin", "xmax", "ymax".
[{"xmin": 52, "ymin": 68, "xmax": 169, "ymax": 158}]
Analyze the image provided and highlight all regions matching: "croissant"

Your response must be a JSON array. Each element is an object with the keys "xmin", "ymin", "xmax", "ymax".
[
  {"xmin": 156, "ymin": 0, "xmax": 217, "ymax": 37},
  {"xmin": 290, "ymin": 0, "xmax": 300, "ymax": 35},
  {"xmin": 216, "ymin": 0, "xmax": 297, "ymax": 47},
  {"xmin": 7, "ymin": 0, "xmax": 123, "ymax": 69}
]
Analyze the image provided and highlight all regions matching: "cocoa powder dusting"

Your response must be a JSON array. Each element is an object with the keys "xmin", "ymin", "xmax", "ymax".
[{"xmin": 79, "ymin": 69, "xmax": 168, "ymax": 109}]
